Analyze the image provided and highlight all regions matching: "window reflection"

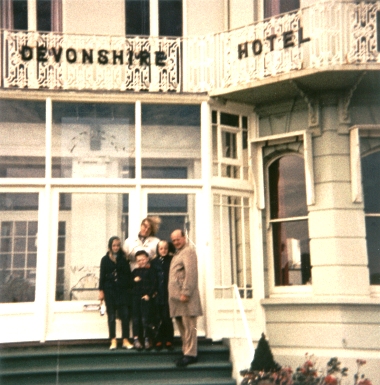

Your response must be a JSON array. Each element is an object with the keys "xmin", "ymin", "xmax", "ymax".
[
  {"xmin": 56, "ymin": 193, "xmax": 126, "ymax": 301},
  {"xmin": 142, "ymin": 104, "xmax": 201, "ymax": 179},
  {"xmin": 269, "ymin": 155, "xmax": 307, "ymax": 219},
  {"xmin": 147, "ymin": 193, "xmax": 194, "ymax": 241},
  {"xmin": 52, "ymin": 103, "xmax": 135, "ymax": 179},
  {"xmin": 0, "ymin": 100, "xmax": 46, "ymax": 178},
  {"xmin": 268, "ymin": 155, "xmax": 310, "ymax": 286}
]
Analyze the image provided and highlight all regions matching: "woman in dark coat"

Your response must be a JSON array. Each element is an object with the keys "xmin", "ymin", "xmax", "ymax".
[{"xmin": 99, "ymin": 236, "xmax": 133, "ymax": 350}]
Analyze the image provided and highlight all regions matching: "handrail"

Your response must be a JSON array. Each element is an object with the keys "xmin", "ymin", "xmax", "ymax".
[{"xmin": 232, "ymin": 284, "xmax": 255, "ymax": 358}]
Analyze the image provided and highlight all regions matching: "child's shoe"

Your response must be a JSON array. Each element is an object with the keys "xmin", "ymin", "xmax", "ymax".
[
  {"xmin": 155, "ymin": 341, "xmax": 163, "ymax": 350},
  {"xmin": 133, "ymin": 338, "xmax": 143, "ymax": 350},
  {"xmin": 165, "ymin": 341, "xmax": 174, "ymax": 350},
  {"xmin": 122, "ymin": 338, "xmax": 133, "ymax": 349},
  {"xmin": 144, "ymin": 338, "xmax": 152, "ymax": 350},
  {"xmin": 109, "ymin": 338, "xmax": 117, "ymax": 350}
]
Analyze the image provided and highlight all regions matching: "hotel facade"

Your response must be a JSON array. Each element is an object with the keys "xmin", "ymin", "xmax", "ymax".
[{"xmin": 0, "ymin": 0, "xmax": 379, "ymax": 379}]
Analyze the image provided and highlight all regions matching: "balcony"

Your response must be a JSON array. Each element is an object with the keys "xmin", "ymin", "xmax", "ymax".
[{"xmin": 1, "ymin": 1, "xmax": 380, "ymax": 101}]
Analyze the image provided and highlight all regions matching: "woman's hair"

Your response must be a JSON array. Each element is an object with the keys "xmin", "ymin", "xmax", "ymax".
[{"xmin": 142, "ymin": 216, "xmax": 161, "ymax": 236}]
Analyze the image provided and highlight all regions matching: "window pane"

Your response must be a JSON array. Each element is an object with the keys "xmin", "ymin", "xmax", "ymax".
[
  {"xmin": 147, "ymin": 193, "xmax": 195, "ymax": 242},
  {"xmin": 142, "ymin": 104, "xmax": 201, "ymax": 179},
  {"xmin": 264, "ymin": 0, "xmax": 299, "ymax": 18},
  {"xmin": 126, "ymin": 0, "xmax": 150, "ymax": 35},
  {"xmin": 13, "ymin": 0, "xmax": 28, "ymax": 30},
  {"xmin": 0, "ymin": 197, "xmax": 38, "ymax": 303},
  {"xmin": 0, "ymin": 193, "xmax": 39, "ymax": 211},
  {"xmin": 362, "ymin": 151, "xmax": 380, "ymax": 284},
  {"xmin": 37, "ymin": 0, "xmax": 52, "ymax": 31},
  {"xmin": 213, "ymin": 194, "xmax": 252, "ymax": 298},
  {"xmin": 365, "ymin": 217, "xmax": 380, "ymax": 285},
  {"xmin": 221, "ymin": 112, "xmax": 239, "ymax": 127},
  {"xmin": 269, "ymin": 155, "xmax": 307, "ymax": 219},
  {"xmin": 52, "ymin": 103, "xmax": 135, "ymax": 179},
  {"xmin": 0, "ymin": 100, "xmax": 46, "ymax": 178},
  {"xmin": 222, "ymin": 131, "xmax": 237, "ymax": 159},
  {"xmin": 272, "ymin": 220, "xmax": 310, "ymax": 286},
  {"xmin": 159, "ymin": 0, "xmax": 182, "ymax": 37},
  {"xmin": 362, "ymin": 152, "xmax": 380, "ymax": 214},
  {"xmin": 56, "ymin": 193, "xmax": 126, "ymax": 301}
]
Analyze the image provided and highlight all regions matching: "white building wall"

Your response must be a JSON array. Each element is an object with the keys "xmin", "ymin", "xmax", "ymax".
[{"xmin": 63, "ymin": 0, "xmax": 125, "ymax": 35}]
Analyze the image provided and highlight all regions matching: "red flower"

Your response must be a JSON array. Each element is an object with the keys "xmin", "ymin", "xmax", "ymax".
[
  {"xmin": 324, "ymin": 374, "xmax": 338, "ymax": 385},
  {"xmin": 305, "ymin": 360, "xmax": 314, "ymax": 368},
  {"xmin": 358, "ymin": 380, "xmax": 372, "ymax": 385}
]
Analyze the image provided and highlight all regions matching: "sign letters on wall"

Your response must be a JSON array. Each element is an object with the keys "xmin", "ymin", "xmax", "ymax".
[
  {"xmin": 20, "ymin": 45, "xmax": 168, "ymax": 67},
  {"xmin": 238, "ymin": 27, "xmax": 310, "ymax": 59}
]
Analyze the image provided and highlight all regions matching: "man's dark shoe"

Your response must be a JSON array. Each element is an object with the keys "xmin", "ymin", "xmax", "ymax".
[{"xmin": 176, "ymin": 355, "xmax": 198, "ymax": 367}]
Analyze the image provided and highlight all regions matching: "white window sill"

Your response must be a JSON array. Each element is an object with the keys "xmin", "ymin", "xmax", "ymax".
[{"xmin": 269, "ymin": 284, "xmax": 313, "ymax": 298}]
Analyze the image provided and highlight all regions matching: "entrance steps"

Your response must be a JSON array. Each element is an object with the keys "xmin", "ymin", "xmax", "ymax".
[{"xmin": 0, "ymin": 338, "xmax": 236, "ymax": 385}]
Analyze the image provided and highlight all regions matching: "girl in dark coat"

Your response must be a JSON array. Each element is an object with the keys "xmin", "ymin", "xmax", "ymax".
[{"xmin": 99, "ymin": 236, "xmax": 133, "ymax": 350}]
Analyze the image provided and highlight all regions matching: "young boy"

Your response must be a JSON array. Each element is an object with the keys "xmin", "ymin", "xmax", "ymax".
[{"xmin": 132, "ymin": 249, "xmax": 157, "ymax": 350}]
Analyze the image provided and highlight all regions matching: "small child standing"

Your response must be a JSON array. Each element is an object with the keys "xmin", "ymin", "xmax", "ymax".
[
  {"xmin": 132, "ymin": 249, "xmax": 157, "ymax": 350},
  {"xmin": 151, "ymin": 240, "xmax": 174, "ymax": 350}
]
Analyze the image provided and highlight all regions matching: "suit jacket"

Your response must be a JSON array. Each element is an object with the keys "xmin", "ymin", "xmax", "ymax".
[{"xmin": 168, "ymin": 244, "xmax": 203, "ymax": 317}]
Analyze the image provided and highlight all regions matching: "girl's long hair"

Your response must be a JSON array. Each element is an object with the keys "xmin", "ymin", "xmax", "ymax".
[{"xmin": 107, "ymin": 236, "xmax": 126, "ymax": 260}]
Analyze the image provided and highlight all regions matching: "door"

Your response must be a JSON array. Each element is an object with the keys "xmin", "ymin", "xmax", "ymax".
[{"xmin": 44, "ymin": 188, "xmax": 204, "ymax": 341}]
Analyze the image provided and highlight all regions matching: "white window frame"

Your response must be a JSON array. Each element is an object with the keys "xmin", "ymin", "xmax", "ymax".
[
  {"xmin": 350, "ymin": 125, "xmax": 380, "ymax": 296},
  {"xmin": 251, "ymin": 130, "xmax": 315, "ymax": 209},
  {"xmin": 251, "ymin": 130, "xmax": 314, "ymax": 296},
  {"xmin": 350, "ymin": 125, "xmax": 380, "ymax": 203},
  {"xmin": 212, "ymin": 190, "xmax": 253, "ymax": 299}
]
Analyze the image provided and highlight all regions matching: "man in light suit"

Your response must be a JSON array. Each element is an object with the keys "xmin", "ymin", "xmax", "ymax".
[{"xmin": 168, "ymin": 229, "xmax": 203, "ymax": 367}]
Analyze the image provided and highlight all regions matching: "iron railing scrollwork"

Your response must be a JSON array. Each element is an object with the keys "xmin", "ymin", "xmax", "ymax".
[{"xmin": 1, "ymin": 1, "xmax": 380, "ymax": 93}]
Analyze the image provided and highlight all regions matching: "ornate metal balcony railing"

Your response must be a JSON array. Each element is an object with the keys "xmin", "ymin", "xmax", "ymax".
[
  {"xmin": 1, "ymin": 32, "xmax": 181, "ymax": 92},
  {"xmin": 1, "ymin": 1, "xmax": 380, "ymax": 93}
]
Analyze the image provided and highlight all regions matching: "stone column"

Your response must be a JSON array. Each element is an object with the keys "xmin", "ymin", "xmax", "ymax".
[{"xmin": 309, "ymin": 94, "xmax": 370, "ymax": 296}]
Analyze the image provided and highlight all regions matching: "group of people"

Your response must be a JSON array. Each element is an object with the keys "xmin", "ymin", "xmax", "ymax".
[{"xmin": 98, "ymin": 216, "xmax": 203, "ymax": 367}]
